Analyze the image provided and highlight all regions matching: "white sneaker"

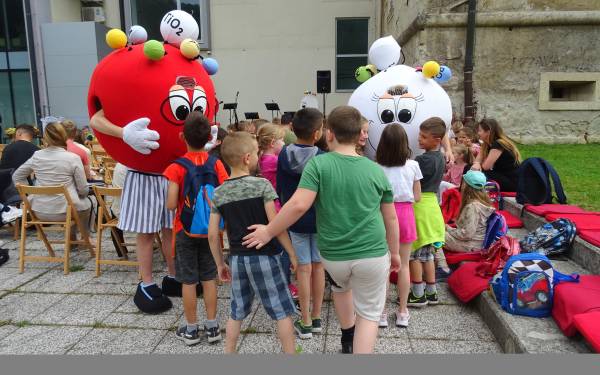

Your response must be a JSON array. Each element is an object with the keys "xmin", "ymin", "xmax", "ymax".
[
  {"xmin": 395, "ymin": 311, "xmax": 410, "ymax": 328},
  {"xmin": 379, "ymin": 312, "xmax": 389, "ymax": 328},
  {"xmin": 1, "ymin": 206, "xmax": 22, "ymax": 224}
]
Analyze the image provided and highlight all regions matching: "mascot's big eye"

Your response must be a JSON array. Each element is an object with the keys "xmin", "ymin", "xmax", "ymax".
[
  {"xmin": 377, "ymin": 98, "xmax": 396, "ymax": 124},
  {"xmin": 169, "ymin": 89, "xmax": 191, "ymax": 121},
  {"xmin": 396, "ymin": 97, "xmax": 417, "ymax": 124},
  {"xmin": 192, "ymin": 88, "xmax": 208, "ymax": 114}
]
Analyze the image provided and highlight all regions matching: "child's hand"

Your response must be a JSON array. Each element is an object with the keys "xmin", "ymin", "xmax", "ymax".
[
  {"xmin": 390, "ymin": 253, "xmax": 401, "ymax": 273},
  {"xmin": 289, "ymin": 254, "xmax": 298, "ymax": 274},
  {"xmin": 218, "ymin": 264, "xmax": 231, "ymax": 283}
]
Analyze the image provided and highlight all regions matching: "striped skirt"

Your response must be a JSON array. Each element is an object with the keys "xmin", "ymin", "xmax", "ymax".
[{"xmin": 117, "ymin": 170, "xmax": 174, "ymax": 233}]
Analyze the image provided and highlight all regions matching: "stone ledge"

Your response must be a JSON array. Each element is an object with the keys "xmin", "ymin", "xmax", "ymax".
[{"xmin": 474, "ymin": 256, "xmax": 592, "ymax": 353}]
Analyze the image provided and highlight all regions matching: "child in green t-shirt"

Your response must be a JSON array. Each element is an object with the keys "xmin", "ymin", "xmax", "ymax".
[{"xmin": 243, "ymin": 105, "xmax": 400, "ymax": 354}]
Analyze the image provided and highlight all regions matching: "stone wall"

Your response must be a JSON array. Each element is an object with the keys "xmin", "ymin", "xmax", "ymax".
[{"xmin": 382, "ymin": 0, "xmax": 600, "ymax": 143}]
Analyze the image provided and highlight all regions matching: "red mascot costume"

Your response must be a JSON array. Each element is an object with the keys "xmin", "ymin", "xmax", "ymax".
[{"xmin": 87, "ymin": 11, "xmax": 219, "ymax": 313}]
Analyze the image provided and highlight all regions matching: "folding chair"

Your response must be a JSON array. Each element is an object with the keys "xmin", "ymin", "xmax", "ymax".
[
  {"xmin": 93, "ymin": 186, "xmax": 138, "ymax": 276},
  {"xmin": 93, "ymin": 186, "xmax": 165, "ymax": 276},
  {"xmin": 17, "ymin": 185, "xmax": 95, "ymax": 275}
]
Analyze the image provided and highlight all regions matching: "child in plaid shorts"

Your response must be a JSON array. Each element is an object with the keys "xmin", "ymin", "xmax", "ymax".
[{"xmin": 207, "ymin": 132, "xmax": 298, "ymax": 354}]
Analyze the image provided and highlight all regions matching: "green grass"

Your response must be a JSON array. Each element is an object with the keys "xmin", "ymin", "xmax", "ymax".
[{"xmin": 519, "ymin": 144, "xmax": 600, "ymax": 211}]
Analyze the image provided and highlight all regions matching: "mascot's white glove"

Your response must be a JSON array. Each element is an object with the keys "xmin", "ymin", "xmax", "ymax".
[
  {"xmin": 122, "ymin": 117, "xmax": 160, "ymax": 155},
  {"xmin": 203, "ymin": 125, "xmax": 219, "ymax": 152}
]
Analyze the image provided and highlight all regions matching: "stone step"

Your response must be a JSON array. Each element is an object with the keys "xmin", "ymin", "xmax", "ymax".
[
  {"xmin": 473, "ymin": 245, "xmax": 592, "ymax": 353},
  {"xmin": 502, "ymin": 198, "xmax": 600, "ymax": 275}
]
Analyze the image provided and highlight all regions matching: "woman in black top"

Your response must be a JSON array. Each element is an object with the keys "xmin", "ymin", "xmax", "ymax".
[{"xmin": 471, "ymin": 118, "xmax": 521, "ymax": 191}]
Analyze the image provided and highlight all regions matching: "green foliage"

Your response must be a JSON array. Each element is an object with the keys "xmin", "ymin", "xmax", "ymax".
[{"xmin": 519, "ymin": 144, "xmax": 600, "ymax": 211}]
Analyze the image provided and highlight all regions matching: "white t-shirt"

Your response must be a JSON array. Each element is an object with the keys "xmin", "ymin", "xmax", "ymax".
[{"xmin": 380, "ymin": 159, "xmax": 423, "ymax": 203}]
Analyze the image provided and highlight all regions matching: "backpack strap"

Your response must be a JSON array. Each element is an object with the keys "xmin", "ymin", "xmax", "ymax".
[
  {"xmin": 174, "ymin": 157, "xmax": 195, "ymax": 173},
  {"xmin": 542, "ymin": 160, "xmax": 567, "ymax": 204},
  {"xmin": 553, "ymin": 270, "xmax": 579, "ymax": 284}
]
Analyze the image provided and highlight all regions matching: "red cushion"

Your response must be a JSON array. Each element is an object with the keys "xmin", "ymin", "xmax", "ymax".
[
  {"xmin": 573, "ymin": 312, "xmax": 600, "ymax": 353},
  {"xmin": 579, "ymin": 230, "xmax": 600, "ymax": 247},
  {"xmin": 444, "ymin": 250, "xmax": 482, "ymax": 265},
  {"xmin": 502, "ymin": 192, "xmax": 517, "ymax": 197},
  {"xmin": 447, "ymin": 261, "xmax": 491, "ymax": 303},
  {"xmin": 552, "ymin": 275, "xmax": 600, "ymax": 337},
  {"xmin": 497, "ymin": 210, "xmax": 524, "ymax": 228},
  {"xmin": 545, "ymin": 213, "xmax": 600, "ymax": 231},
  {"xmin": 525, "ymin": 204, "xmax": 586, "ymax": 216}
]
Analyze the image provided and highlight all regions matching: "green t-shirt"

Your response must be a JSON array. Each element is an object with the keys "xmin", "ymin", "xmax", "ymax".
[{"xmin": 298, "ymin": 152, "xmax": 393, "ymax": 261}]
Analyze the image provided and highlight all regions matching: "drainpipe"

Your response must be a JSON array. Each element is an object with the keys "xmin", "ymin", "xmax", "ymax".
[{"xmin": 463, "ymin": 0, "xmax": 477, "ymax": 126}]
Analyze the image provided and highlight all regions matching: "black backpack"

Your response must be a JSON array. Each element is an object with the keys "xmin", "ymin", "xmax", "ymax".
[{"xmin": 516, "ymin": 157, "xmax": 566, "ymax": 206}]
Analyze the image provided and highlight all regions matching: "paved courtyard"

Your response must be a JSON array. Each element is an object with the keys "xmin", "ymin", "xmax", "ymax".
[{"xmin": 0, "ymin": 227, "xmax": 501, "ymax": 354}]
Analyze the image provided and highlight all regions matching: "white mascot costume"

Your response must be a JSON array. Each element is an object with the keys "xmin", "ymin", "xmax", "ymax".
[{"xmin": 348, "ymin": 36, "xmax": 452, "ymax": 160}]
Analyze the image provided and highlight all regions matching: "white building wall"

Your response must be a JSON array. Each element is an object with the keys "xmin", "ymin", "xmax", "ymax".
[{"xmin": 209, "ymin": 0, "xmax": 377, "ymax": 124}]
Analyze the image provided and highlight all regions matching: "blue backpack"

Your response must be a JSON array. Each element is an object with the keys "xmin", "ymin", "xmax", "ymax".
[
  {"xmin": 483, "ymin": 211, "xmax": 508, "ymax": 250},
  {"xmin": 516, "ymin": 157, "xmax": 567, "ymax": 206},
  {"xmin": 520, "ymin": 218, "xmax": 577, "ymax": 256},
  {"xmin": 490, "ymin": 253, "xmax": 579, "ymax": 317},
  {"xmin": 174, "ymin": 156, "xmax": 223, "ymax": 237}
]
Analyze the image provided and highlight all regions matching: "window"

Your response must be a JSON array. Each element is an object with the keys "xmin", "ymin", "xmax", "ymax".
[
  {"xmin": 336, "ymin": 18, "xmax": 369, "ymax": 91},
  {"xmin": 125, "ymin": 0, "xmax": 211, "ymax": 49},
  {"xmin": 539, "ymin": 73, "xmax": 600, "ymax": 110}
]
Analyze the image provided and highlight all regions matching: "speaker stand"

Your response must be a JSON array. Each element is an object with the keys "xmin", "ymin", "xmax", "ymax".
[{"xmin": 322, "ymin": 93, "xmax": 327, "ymax": 118}]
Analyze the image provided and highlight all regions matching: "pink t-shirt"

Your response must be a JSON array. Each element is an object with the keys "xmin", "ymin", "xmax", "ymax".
[
  {"xmin": 259, "ymin": 153, "xmax": 278, "ymax": 190},
  {"xmin": 67, "ymin": 140, "xmax": 89, "ymax": 167},
  {"xmin": 443, "ymin": 162, "xmax": 466, "ymax": 187}
]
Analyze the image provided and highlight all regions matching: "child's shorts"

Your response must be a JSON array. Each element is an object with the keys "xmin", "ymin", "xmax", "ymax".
[
  {"xmin": 174, "ymin": 231, "xmax": 217, "ymax": 284},
  {"xmin": 289, "ymin": 232, "xmax": 321, "ymax": 265},
  {"xmin": 410, "ymin": 245, "xmax": 435, "ymax": 263},
  {"xmin": 394, "ymin": 202, "xmax": 417, "ymax": 244},
  {"xmin": 321, "ymin": 253, "xmax": 389, "ymax": 322},
  {"xmin": 230, "ymin": 254, "xmax": 296, "ymax": 321}
]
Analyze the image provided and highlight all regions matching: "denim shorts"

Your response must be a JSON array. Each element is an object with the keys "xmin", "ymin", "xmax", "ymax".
[
  {"xmin": 289, "ymin": 232, "xmax": 320, "ymax": 265},
  {"xmin": 410, "ymin": 245, "xmax": 435, "ymax": 263},
  {"xmin": 174, "ymin": 231, "xmax": 217, "ymax": 284},
  {"xmin": 229, "ymin": 255, "xmax": 296, "ymax": 321}
]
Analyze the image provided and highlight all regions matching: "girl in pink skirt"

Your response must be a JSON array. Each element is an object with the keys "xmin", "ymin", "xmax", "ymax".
[{"xmin": 376, "ymin": 124, "xmax": 422, "ymax": 328}]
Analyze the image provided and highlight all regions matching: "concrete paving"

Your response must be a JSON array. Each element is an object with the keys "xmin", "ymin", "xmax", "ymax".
[{"xmin": 0, "ymin": 226, "xmax": 501, "ymax": 354}]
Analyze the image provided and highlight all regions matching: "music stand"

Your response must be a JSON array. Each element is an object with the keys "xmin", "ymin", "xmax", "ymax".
[
  {"xmin": 244, "ymin": 112, "xmax": 260, "ymax": 120},
  {"xmin": 265, "ymin": 102, "xmax": 280, "ymax": 120},
  {"xmin": 223, "ymin": 103, "xmax": 238, "ymax": 125}
]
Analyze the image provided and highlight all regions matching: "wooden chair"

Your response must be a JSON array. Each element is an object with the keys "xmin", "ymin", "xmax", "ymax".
[
  {"xmin": 93, "ymin": 186, "xmax": 138, "ymax": 276},
  {"xmin": 92, "ymin": 186, "xmax": 164, "ymax": 276},
  {"xmin": 17, "ymin": 185, "xmax": 95, "ymax": 274}
]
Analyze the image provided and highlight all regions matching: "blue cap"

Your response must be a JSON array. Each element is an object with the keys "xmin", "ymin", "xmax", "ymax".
[{"xmin": 463, "ymin": 170, "xmax": 487, "ymax": 190}]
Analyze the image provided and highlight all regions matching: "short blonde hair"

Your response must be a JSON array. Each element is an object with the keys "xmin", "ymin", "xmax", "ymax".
[
  {"xmin": 221, "ymin": 131, "xmax": 257, "ymax": 168},
  {"xmin": 43, "ymin": 122, "xmax": 68, "ymax": 148},
  {"xmin": 257, "ymin": 124, "xmax": 285, "ymax": 154}
]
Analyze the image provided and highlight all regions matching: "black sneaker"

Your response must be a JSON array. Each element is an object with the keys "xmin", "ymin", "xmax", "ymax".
[
  {"xmin": 133, "ymin": 283, "xmax": 173, "ymax": 314},
  {"xmin": 175, "ymin": 326, "xmax": 202, "ymax": 346},
  {"xmin": 407, "ymin": 290, "xmax": 428, "ymax": 307},
  {"xmin": 340, "ymin": 341, "xmax": 353, "ymax": 354},
  {"xmin": 425, "ymin": 291, "xmax": 440, "ymax": 305},
  {"xmin": 311, "ymin": 318, "xmax": 322, "ymax": 333},
  {"xmin": 205, "ymin": 325, "xmax": 222, "ymax": 343},
  {"xmin": 435, "ymin": 267, "xmax": 452, "ymax": 282}
]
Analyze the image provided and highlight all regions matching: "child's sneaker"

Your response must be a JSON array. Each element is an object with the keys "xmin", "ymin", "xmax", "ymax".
[
  {"xmin": 1, "ymin": 206, "xmax": 22, "ymax": 224},
  {"xmin": 425, "ymin": 291, "xmax": 439, "ymax": 305},
  {"xmin": 378, "ymin": 312, "xmax": 389, "ymax": 328},
  {"xmin": 175, "ymin": 326, "xmax": 202, "ymax": 346},
  {"xmin": 407, "ymin": 290, "xmax": 428, "ymax": 307},
  {"xmin": 435, "ymin": 267, "xmax": 452, "ymax": 282},
  {"xmin": 340, "ymin": 341, "xmax": 353, "ymax": 354},
  {"xmin": 204, "ymin": 325, "xmax": 222, "ymax": 343},
  {"xmin": 395, "ymin": 311, "xmax": 410, "ymax": 328},
  {"xmin": 293, "ymin": 319, "xmax": 313, "ymax": 339},
  {"xmin": 311, "ymin": 318, "xmax": 322, "ymax": 333}
]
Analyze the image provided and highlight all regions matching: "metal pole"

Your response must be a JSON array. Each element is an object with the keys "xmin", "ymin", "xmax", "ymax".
[{"xmin": 464, "ymin": 0, "xmax": 477, "ymax": 126}]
